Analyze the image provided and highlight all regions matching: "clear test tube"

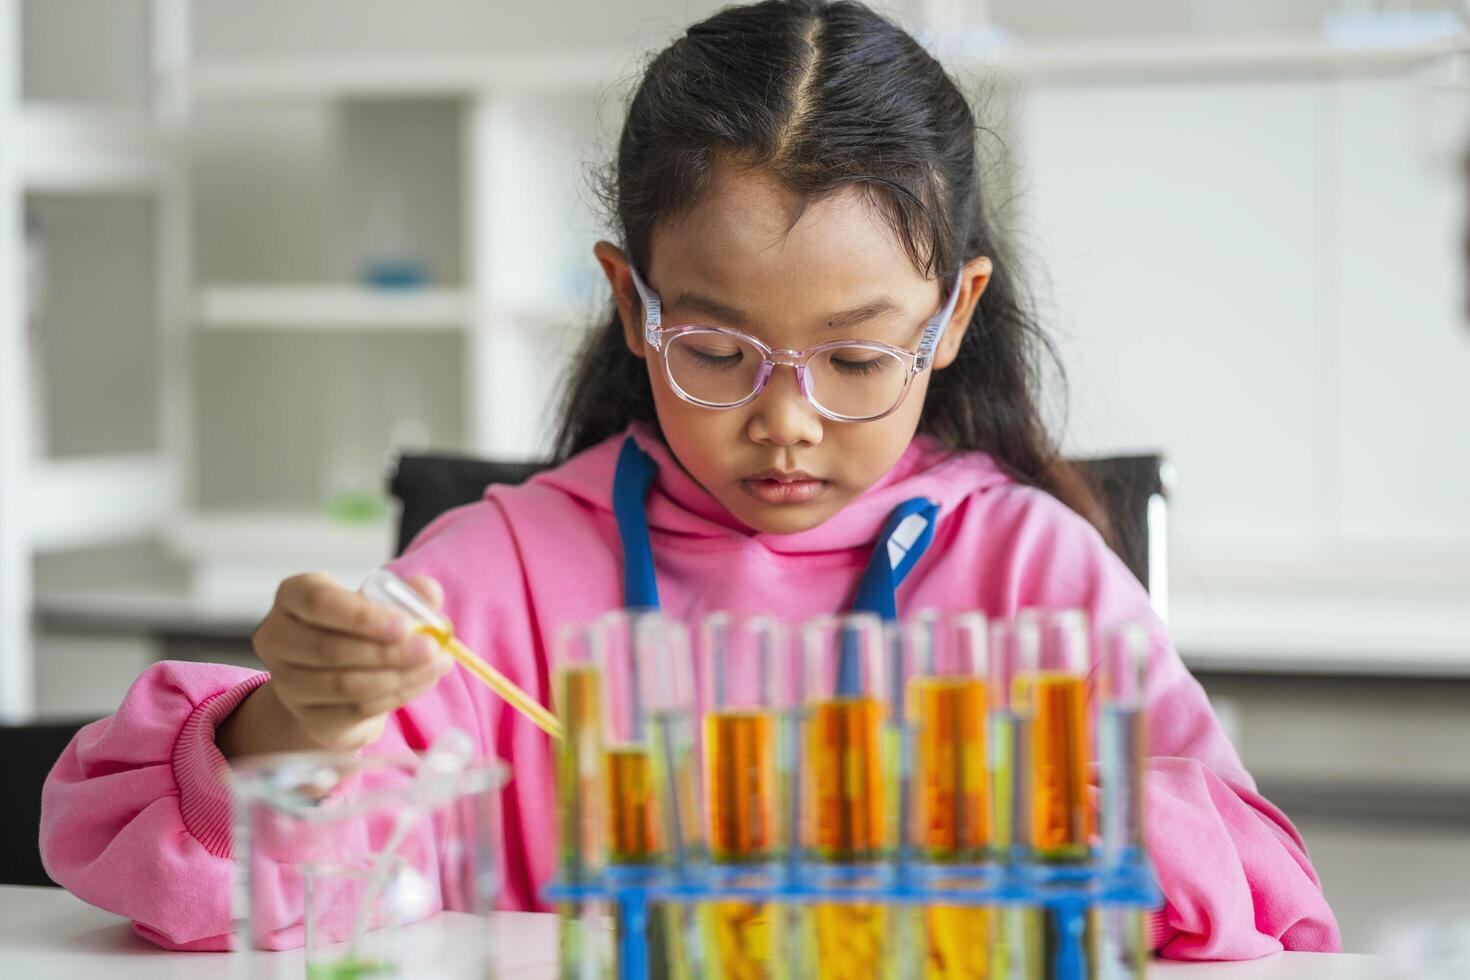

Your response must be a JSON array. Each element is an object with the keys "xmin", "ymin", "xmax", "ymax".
[
  {"xmin": 987, "ymin": 616, "xmax": 1044, "ymax": 980},
  {"xmin": 697, "ymin": 613, "xmax": 794, "ymax": 980},
  {"xmin": 902, "ymin": 611, "xmax": 996, "ymax": 980},
  {"xmin": 1098, "ymin": 623, "xmax": 1147, "ymax": 864},
  {"xmin": 595, "ymin": 610, "xmax": 701, "ymax": 867},
  {"xmin": 1098, "ymin": 622, "xmax": 1150, "ymax": 980},
  {"xmin": 595, "ymin": 610, "xmax": 701, "ymax": 979},
  {"xmin": 986, "ymin": 616, "xmax": 1036, "ymax": 858},
  {"xmin": 550, "ymin": 622, "xmax": 611, "ymax": 977},
  {"xmin": 799, "ymin": 613, "xmax": 894, "ymax": 980}
]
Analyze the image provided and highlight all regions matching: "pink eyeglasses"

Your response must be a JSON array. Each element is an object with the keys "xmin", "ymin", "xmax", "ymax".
[{"xmin": 629, "ymin": 267, "xmax": 963, "ymax": 423}]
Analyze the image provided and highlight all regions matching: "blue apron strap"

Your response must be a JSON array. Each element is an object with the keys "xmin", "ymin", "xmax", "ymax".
[
  {"xmin": 613, "ymin": 437, "xmax": 662, "ymax": 611},
  {"xmin": 837, "ymin": 497, "xmax": 940, "ymax": 695}
]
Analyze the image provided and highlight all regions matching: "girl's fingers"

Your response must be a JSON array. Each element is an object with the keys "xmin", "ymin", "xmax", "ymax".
[
  {"xmin": 298, "ymin": 669, "xmax": 450, "ymax": 737},
  {"xmin": 404, "ymin": 574, "xmax": 444, "ymax": 612},
  {"xmin": 277, "ymin": 573, "xmax": 410, "ymax": 643},
  {"xmin": 273, "ymin": 653, "xmax": 453, "ymax": 708},
  {"xmin": 260, "ymin": 613, "xmax": 438, "ymax": 671}
]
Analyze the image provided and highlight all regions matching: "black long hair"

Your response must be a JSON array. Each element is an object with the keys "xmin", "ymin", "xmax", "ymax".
[{"xmin": 554, "ymin": 0, "xmax": 1107, "ymax": 533}]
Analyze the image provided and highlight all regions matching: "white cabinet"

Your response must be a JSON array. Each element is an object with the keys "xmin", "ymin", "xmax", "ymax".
[
  {"xmin": 1332, "ymin": 74, "xmax": 1470, "ymax": 550},
  {"xmin": 1018, "ymin": 78, "xmax": 1323, "ymax": 560},
  {"xmin": 179, "ymin": 69, "xmax": 610, "ymax": 590},
  {"xmin": 0, "ymin": 0, "xmax": 189, "ymax": 720},
  {"xmin": 1000, "ymin": 44, "xmax": 1470, "ymax": 666}
]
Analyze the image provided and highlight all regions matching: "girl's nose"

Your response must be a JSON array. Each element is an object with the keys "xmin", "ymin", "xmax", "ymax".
[{"xmin": 745, "ymin": 364, "xmax": 824, "ymax": 448}]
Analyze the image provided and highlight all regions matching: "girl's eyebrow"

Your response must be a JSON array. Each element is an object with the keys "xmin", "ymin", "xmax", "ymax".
[{"xmin": 670, "ymin": 289, "xmax": 904, "ymax": 331}]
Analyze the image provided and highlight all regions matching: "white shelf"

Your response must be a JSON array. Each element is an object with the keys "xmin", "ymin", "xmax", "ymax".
[
  {"xmin": 19, "ymin": 104, "xmax": 163, "ymax": 194},
  {"xmin": 169, "ymin": 510, "xmax": 394, "ymax": 565},
  {"xmin": 943, "ymin": 30, "xmax": 1470, "ymax": 81},
  {"xmin": 198, "ymin": 284, "xmax": 471, "ymax": 331},
  {"xmin": 1170, "ymin": 558, "xmax": 1470, "ymax": 677},
  {"xmin": 487, "ymin": 301, "xmax": 594, "ymax": 330},
  {"xmin": 168, "ymin": 510, "xmax": 396, "ymax": 604},
  {"xmin": 184, "ymin": 31, "xmax": 1470, "ymax": 106},
  {"xmin": 191, "ymin": 50, "xmax": 629, "ymax": 101},
  {"xmin": 29, "ymin": 453, "xmax": 178, "ymax": 552}
]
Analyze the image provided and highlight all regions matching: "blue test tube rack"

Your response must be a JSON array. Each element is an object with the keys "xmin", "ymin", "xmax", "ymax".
[{"xmin": 545, "ymin": 846, "xmax": 1159, "ymax": 980}]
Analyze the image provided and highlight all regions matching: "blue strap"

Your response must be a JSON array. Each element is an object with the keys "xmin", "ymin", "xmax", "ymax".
[
  {"xmin": 613, "ymin": 438, "xmax": 662, "ymax": 611},
  {"xmin": 612, "ymin": 435, "xmax": 939, "ymax": 699},
  {"xmin": 837, "ymin": 497, "xmax": 939, "ymax": 695}
]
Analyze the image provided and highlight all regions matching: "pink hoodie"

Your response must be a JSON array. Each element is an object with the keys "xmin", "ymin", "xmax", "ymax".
[{"xmin": 40, "ymin": 424, "xmax": 1340, "ymax": 958}]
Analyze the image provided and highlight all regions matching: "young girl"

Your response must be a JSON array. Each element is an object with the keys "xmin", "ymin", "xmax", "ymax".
[{"xmin": 41, "ymin": 0, "xmax": 1338, "ymax": 961}]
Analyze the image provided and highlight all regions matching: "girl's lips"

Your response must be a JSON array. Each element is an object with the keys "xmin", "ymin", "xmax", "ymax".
[{"xmin": 741, "ymin": 477, "xmax": 828, "ymax": 505}]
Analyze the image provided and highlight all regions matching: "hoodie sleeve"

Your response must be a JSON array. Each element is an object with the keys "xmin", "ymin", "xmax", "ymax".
[
  {"xmin": 40, "ymin": 661, "xmax": 269, "ymax": 950},
  {"xmin": 40, "ymin": 606, "xmax": 495, "ymax": 949},
  {"xmin": 991, "ymin": 485, "xmax": 1342, "ymax": 959}
]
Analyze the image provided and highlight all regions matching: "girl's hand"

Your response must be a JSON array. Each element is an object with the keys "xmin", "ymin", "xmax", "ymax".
[{"xmin": 218, "ymin": 572, "xmax": 454, "ymax": 757}]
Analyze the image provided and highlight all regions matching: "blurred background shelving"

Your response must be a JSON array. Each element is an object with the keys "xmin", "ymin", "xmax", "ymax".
[{"xmin": 1, "ymin": 2, "xmax": 1465, "ymax": 677}]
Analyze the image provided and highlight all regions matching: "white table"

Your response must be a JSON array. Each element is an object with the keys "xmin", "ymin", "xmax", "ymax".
[{"xmin": 0, "ymin": 884, "xmax": 1390, "ymax": 978}]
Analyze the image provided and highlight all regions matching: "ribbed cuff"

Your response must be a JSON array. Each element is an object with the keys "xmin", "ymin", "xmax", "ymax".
[
  {"xmin": 171, "ymin": 674, "xmax": 270, "ymax": 859},
  {"xmin": 1147, "ymin": 905, "xmax": 1174, "ymax": 951}
]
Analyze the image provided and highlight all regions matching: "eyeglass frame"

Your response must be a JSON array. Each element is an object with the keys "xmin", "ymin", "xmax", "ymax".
[{"xmin": 627, "ymin": 265, "xmax": 965, "ymax": 423}]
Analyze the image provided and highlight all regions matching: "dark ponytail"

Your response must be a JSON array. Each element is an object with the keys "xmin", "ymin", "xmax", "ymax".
[{"xmin": 555, "ymin": 0, "xmax": 1108, "ymax": 536}]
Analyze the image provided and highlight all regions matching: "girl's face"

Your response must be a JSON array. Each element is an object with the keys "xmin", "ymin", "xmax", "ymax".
[{"xmin": 596, "ymin": 166, "xmax": 991, "ymax": 535}]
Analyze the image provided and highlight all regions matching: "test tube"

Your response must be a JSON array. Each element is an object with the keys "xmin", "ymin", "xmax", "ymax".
[
  {"xmin": 1098, "ymin": 623, "xmax": 1150, "ymax": 980},
  {"xmin": 1017, "ymin": 610, "xmax": 1097, "ymax": 980},
  {"xmin": 799, "ymin": 613, "xmax": 894, "ymax": 980},
  {"xmin": 904, "ymin": 611, "xmax": 992, "ymax": 862},
  {"xmin": 1098, "ymin": 624, "xmax": 1147, "ymax": 864},
  {"xmin": 988, "ymin": 616, "xmax": 1045, "ymax": 980},
  {"xmin": 595, "ymin": 610, "xmax": 700, "ymax": 978},
  {"xmin": 1015, "ymin": 610, "xmax": 1093, "ymax": 863},
  {"xmin": 596, "ymin": 610, "xmax": 701, "ymax": 865},
  {"xmin": 551, "ymin": 623, "xmax": 611, "ymax": 978},
  {"xmin": 902, "ymin": 611, "xmax": 996, "ymax": 980},
  {"xmin": 697, "ymin": 613, "xmax": 793, "ymax": 980},
  {"xmin": 986, "ymin": 616, "xmax": 1035, "ymax": 858}
]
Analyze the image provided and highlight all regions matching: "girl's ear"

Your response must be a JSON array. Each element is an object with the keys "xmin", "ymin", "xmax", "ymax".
[
  {"xmin": 594, "ymin": 240, "xmax": 647, "ymax": 359},
  {"xmin": 932, "ymin": 255, "xmax": 993, "ymax": 370}
]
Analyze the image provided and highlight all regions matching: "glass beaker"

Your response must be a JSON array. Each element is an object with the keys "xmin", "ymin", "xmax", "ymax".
[{"xmin": 230, "ymin": 730, "xmax": 502, "ymax": 978}]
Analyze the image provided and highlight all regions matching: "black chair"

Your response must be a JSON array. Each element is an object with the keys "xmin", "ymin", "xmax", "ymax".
[
  {"xmin": 1074, "ymin": 454, "xmax": 1172, "ymax": 617},
  {"xmin": 389, "ymin": 449, "xmax": 1171, "ymax": 610},
  {"xmin": 0, "ymin": 719, "xmax": 93, "ymax": 886}
]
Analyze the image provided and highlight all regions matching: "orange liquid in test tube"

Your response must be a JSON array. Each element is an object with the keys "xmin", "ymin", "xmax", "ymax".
[
  {"xmin": 806, "ymin": 698, "xmax": 886, "ymax": 859},
  {"xmin": 912, "ymin": 676, "xmax": 995, "ymax": 979},
  {"xmin": 911, "ymin": 676, "xmax": 991, "ymax": 858},
  {"xmin": 1021, "ymin": 673, "xmax": 1091, "ymax": 860},
  {"xmin": 607, "ymin": 744, "xmax": 659, "ymax": 863},
  {"xmin": 706, "ymin": 710, "xmax": 777, "ymax": 862}
]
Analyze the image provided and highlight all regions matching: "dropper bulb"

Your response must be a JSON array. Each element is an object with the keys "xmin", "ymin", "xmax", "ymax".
[{"xmin": 361, "ymin": 568, "xmax": 451, "ymax": 634}]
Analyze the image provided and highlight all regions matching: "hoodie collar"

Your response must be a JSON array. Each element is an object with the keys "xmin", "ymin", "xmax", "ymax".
[{"xmin": 525, "ymin": 422, "xmax": 1013, "ymax": 555}]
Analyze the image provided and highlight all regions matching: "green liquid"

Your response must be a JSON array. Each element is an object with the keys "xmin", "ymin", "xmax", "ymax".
[
  {"xmin": 990, "ymin": 710, "xmax": 1017, "ymax": 848},
  {"xmin": 306, "ymin": 956, "xmax": 391, "ymax": 980}
]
